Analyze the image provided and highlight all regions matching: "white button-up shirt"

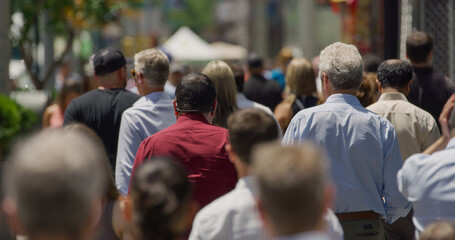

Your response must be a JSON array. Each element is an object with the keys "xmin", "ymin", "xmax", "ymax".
[
  {"xmin": 398, "ymin": 138, "xmax": 455, "ymax": 234},
  {"xmin": 115, "ymin": 91, "xmax": 176, "ymax": 194},
  {"xmin": 189, "ymin": 176, "xmax": 343, "ymax": 240}
]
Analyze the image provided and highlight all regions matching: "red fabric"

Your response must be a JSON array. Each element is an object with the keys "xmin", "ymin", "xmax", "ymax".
[{"xmin": 130, "ymin": 113, "xmax": 237, "ymax": 208}]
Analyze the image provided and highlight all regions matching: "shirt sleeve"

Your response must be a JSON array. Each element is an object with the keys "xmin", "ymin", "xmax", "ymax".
[
  {"xmin": 128, "ymin": 137, "xmax": 150, "ymax": 194},
  {"xmin": 281, "ymin": 114, "xmax": 304, "ymax": 146},
  {"xmin": 116, "ymin": 111, "xmax": 141, "ymax": 195},
  {"xmin": 397, "ymin": 153, "xmax": 425, "ymax": 200},
  {"xmin": 422, "ymin": 118, "xmax": 441, "ymax": 152},
  {"xmin": 382, "ymin": 126, "xmax": 411, "ymax": 223}
]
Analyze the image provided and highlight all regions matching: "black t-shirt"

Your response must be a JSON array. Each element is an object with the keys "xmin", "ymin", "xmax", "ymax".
[
  {"xmin": 63, "ymin": 89, "xmax": 140, "ymax": 169},
  {"xmin": 407, "ymin": 67, "xmax": 455, "ymax": 129},
  {"xmin": 244, "ymin": 74, "xmax": 283, "ymax": 111}
]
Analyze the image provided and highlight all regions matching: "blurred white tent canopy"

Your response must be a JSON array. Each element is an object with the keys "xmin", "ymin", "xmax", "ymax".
[
  {"xmin": 162, "ymin": 26, "xmax": 220, "ymax": 61},
  {"xmin": 211, "ymin": 41, "xmax": 247, "ymax": 60}
]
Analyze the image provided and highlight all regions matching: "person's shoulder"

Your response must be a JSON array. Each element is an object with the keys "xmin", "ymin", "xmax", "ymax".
[{"xmin": 194, "ymin": 186, "xmax": 255, "ymax": 224}]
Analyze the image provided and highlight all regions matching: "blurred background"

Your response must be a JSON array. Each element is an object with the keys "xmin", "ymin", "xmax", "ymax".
[{"xmin": 0, "ymin": 0, "xmax": 454, "ymax": 139}]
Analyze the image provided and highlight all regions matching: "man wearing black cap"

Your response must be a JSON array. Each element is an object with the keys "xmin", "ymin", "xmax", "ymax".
[
  {"xmin": 64, "ymin": 47, "xmax": 140, "ymax": 170},
  {"xmin": 243, "ymin": 53, "xmax": 282, "ymax": 111}
]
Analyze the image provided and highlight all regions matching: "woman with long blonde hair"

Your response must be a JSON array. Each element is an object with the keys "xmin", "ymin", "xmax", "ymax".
[
  {"xmin": 202, "ymin": 60, "xmax": 238, "ymax": 128},
  {"xmin": 274, "ymin": 57, "xmax": 319, "ymax": 132}
]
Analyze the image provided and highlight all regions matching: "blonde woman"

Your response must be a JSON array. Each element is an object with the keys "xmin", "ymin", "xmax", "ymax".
[
  {"xmin": 274, "ymin": 58, "xmax": 319, "ymax": 132},
  {"xmin": 202, "ymin": 60, "xmax": 239, "ymax": 128}
]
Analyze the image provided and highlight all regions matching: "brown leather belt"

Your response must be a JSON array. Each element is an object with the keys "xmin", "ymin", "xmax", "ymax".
[{"xmin": 336, "ymin": 211, "xmax": 380, "ymax": 221}]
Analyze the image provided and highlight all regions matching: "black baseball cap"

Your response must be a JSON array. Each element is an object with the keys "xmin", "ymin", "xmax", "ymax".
[
  {"xmin": 92, "ymin": 47, "xmax": 126, "ymax": 75},
  {"xmin": 247, "ymin": 53, "xmax": 263, "ymax": 68}
]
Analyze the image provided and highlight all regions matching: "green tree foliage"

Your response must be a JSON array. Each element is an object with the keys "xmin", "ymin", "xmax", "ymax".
[
  {"xmin": 167, "ymin": 0, "xmax": 219, "ymax": 34},
  {"xmin": 0, "ymin": 94, "xmax": 37, "ymax": 160},
  {"xmin": 10, "ymin": 0, "xmax": 132, "ymax": 89}
]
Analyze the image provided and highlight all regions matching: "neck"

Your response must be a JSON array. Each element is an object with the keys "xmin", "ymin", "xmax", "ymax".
[
  {"xmin": 381, "ymin": 87, "xmax": 402, "ymax": 94},
  {"xmin": 141, "ymin": 86, "xmax": 164, "ymax": 96},
  {"xmin": 236, "ymin": 163, "xmax": 251, "ymax": 179},
  {"xmin": 332, "ymin": 89, "xmax": 357, "ymax": 96},
  {"xmin": 98, "ymin": 83, "xmax": 124, "ymax": 89},
  {"xmin": 177, "ymin": 112, "xmax": 213, "ymax": 124}
]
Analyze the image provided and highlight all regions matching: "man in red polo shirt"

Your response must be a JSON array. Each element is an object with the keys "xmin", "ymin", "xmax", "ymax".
[{"xmin": 130, "ymin": 73, "xmax": 237, "ymax": 208}]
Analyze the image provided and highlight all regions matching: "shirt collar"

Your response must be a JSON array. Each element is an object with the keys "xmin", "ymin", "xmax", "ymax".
[
  {"xmin": 178, "ymin": 113, "xmax": 210, "ymax": 124},
  {"xmin": 236, "ymin": 175, "xmax": 258, "ymax": 194},
  {"xmin": 325, "ymin": 93, "xmax": 362, "ymax": 106},
  {"xmin": 134, "ymin": 91, "xmax": 168, "ymax": 106},
  {"xmin": 378, "ymin": 92, "xmax": 408, "ymax": 102}
]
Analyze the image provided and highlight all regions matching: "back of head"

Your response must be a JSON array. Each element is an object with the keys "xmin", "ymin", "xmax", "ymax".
[
  {"xmin": 420, "ymin": 221, "xmax": 455, "ymax": 240},
  {"xmin": 3, "ymin": 129, "xmax": 105, "ymax": 237},
  {"xmin": 63, "ymin": 123, "xmax": 119, "ymax": 200},
  {"xmin": 92, "ymin": 47, "xmax": 126, "ymax": 76},
  {"xmin": 227, "ymin": 108, "xmax": 279, "ymax": 165},
  {"xmin": 319, "ymin": 42, "xmax": 363, "ymax": 91},
  {"xmin": 247, "ymin": 53, "xmax": 263, "ymax": 69},
  {"xmin": 406, "ymin": 31, "xmax": 433, "ymax": 64},
  {"xmin": 286, "ymin": 57, "xmax": 316, "ymax": 97},
  {"xmin": 377, "ymin": 59, "xmax": 413, "ymax": 89},
  {"xmin": 134, "ymin": 48, "xmax": 170, "ymax": 87},
  {"xmin": 276, "ymin": 47, "xmax": 293, "ymax": 67},
  {"xmin": 57, "ymin": 78, "xmax": 83, "ymax": 108},
  {"xmin": 175, "ymin": 73, "xmax": 216, "ymax": 113},
  {"xmin": 202, "ymin": 60, "xmax": 238, "ymax": 127},
  {"xmin": 228, "ymin": 63, "xmax": 245, "ymax": 92},
  {"xmin": 130, "ymin": 157, "xmax": 192, "ymax": 240},
  {"xmin": 363, "ymin": 54, "xmax": 382, "ymax": 73},
  {"xmin": 253, "ymin": 142, "xmax": 328, "ymax": 235}
]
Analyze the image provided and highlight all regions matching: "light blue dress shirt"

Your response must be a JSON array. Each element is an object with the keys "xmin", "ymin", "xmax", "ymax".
[
  {"xmin": 398, "ymin": 138, "xmax": 455, "ymax": 234},
  {"xmin": 282, "ymin": 94, "xmax": 410, "ymax": 223},
  {"xmin": 115, "ymin": 91, "xmax": 176, "ymax": 194}
]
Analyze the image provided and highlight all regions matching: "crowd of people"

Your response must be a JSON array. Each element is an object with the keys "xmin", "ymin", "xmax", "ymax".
[{"xmin": 2, "ymin": 30, "xmax": 455, "ymax": 240}]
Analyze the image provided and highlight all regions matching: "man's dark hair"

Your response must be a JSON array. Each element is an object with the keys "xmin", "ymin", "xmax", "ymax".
[
  {"xmin": 229, "ymin": 63, "xmax": 245, "ymax": 92},
  {"xmin": 175, "ymin": 73, "xmax": 216, "ymax": 113},
  {"xmin": 406, "ymin": 31, "xmax": 433, "ymax": 63},
  {"xmin": 227, "ymin": 108, "xmax": 278, "ymax": 165},
  {"xmin": 377, "ymin": 60, "xmax": 413, "ymax": 89}
]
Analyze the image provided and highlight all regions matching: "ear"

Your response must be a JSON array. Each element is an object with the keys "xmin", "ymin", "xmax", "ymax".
[
  {"xmin": 323, "ymin": 183, "xmax": 336, "ymax": 210},
  {"xmin": 172, "ymin": 100, "xmax": 179, "ymax": 118},
  {"xmin": 119, "ymin": 197, "xmax": 133, "ymax": 222},
  {"xmin": 211, "ymin": 101, "xmax": 218, "ymax": 117},
  {"xmin": 375, "ymin": 79, "xmax": 382, "ymax": 92},
  {"xmin": 321, "ymin": 73, "xmax": 331, "ymax": 99},
  {"xmin": 225, "ymin": 144, "xmax": 237, "ymax": 164},
  {"xmin": 404, "ymin": 79, "xmax": 413, "ymax": 96},
  {"xmin": 2, "ymin": 197, "xmax": 26, "ymax": 235}
]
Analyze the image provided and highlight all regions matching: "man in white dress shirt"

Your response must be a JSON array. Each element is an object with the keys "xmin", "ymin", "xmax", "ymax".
[
  {"xmin": 189, "ymin": 108, "xmax": 343, "ymax": 240},
  {"xmin": 398, "ymin": 93, "xmax": 455, "ymax": 237},
  {"xmin": 254, "ymin": 143, "xmax": 334, "ymax": 240},
  {"xmin": 116, "ymin": 48, "xmax": 176, "ymax": 194}
]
